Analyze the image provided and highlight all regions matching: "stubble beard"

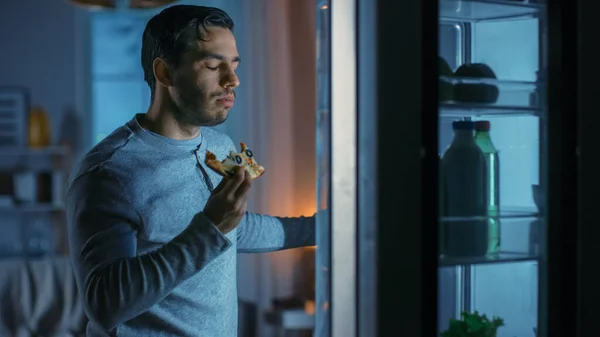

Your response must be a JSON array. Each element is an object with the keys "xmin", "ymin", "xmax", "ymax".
[
  {"xmin": 174, "ymin": 101, "xmax": 229, "ymax": 127},
  {"xmin": 172, "ymin": 86, "xmax": 234, "ymax": 127}
]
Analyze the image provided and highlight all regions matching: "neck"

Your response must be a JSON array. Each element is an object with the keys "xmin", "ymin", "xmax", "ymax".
[{"xmin": 143, "ymin": 99, "xmax": 200, "ymax": 140}]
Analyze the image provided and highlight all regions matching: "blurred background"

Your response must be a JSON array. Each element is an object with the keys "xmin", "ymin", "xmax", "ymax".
[{"xmin": 0, "ymin": 0, "xmax": 316, "ymax": 336}]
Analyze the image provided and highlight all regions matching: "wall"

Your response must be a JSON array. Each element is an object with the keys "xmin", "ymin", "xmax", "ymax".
[
  {"xmin": 0, "ymin": 0, "xmax": 87, "ymax": 154},
  {"xmin": 0, "ymin": 0, "xmax": 88, "ymax": 256}
]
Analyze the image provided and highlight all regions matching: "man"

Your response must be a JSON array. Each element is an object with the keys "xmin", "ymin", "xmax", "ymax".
[{"xmin": 66, "ymin": 5, "xmax": 315, "ymax": 337}]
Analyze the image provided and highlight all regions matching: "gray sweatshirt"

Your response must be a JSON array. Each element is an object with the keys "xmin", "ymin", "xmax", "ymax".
[{"xmin": 66, "ymin": 114, "xmax": 315, "ymax": 337}]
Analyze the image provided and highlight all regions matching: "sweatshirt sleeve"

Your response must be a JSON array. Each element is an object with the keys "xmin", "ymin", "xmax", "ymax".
[
  {"xmin": 236, "ymin": 212, "xmax": 316, "ymax": 253},
  {"xmin": 66, "ymin": 166, "xmax": 231, "ymax": 333}
]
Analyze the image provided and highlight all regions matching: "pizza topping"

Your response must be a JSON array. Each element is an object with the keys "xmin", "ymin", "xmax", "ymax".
[{"xmin": 205, "ymin": 142, "xmax": 265, "ymax": 180}]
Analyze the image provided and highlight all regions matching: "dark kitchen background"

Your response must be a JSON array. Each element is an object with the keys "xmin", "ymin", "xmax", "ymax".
[{"xmin": 0, "ymin": 1, "xmax": 317, "ymax": 336}]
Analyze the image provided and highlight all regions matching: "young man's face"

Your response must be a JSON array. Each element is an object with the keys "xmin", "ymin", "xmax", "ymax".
[{"xmin": 169, "ymin": 26, "xmax": 241, "ymax": 127}]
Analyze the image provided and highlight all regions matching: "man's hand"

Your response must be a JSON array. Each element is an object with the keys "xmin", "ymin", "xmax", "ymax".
[{"xmin": 203, "ymin": 166, "xmax": 252, "ymax": 234}]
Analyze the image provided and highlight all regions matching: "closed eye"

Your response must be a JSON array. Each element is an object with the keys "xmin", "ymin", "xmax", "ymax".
[{"xmin": 206, "ymin": 66, "xmax": 218, "ymax": 71}]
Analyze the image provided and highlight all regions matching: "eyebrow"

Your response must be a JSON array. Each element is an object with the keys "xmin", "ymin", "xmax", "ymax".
[{"xmin": 197, "ymin": 52, "xmax": 241, "ymax": 64}]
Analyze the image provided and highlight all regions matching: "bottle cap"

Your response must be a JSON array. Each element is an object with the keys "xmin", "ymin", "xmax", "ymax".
[
  {"xmin": 452, "ymin": 121, "xmax": 474, "ymax": 130},
  {"xmin": 474, "ymin": 121, "xmax": 490, "ymax": 131}
]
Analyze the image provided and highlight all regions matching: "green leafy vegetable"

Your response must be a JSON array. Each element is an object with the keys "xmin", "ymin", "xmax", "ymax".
[{"xmin": 440, "ymin": 311, "xmax": 504, "ymax": 337}]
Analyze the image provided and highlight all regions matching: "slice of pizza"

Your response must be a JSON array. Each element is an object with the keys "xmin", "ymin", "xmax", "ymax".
[{"xmin": 205, "ymin": 142, "xmax": 266, "ymax": 180}]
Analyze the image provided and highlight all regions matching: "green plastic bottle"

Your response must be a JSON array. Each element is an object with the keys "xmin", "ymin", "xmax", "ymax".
[{"xmin": 474, "ymin": 120, "xmax": 500, "ymax": 258}]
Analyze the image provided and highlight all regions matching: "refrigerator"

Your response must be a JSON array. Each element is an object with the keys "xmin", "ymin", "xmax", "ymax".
[{"xmin": 314, "ymin": 0, "xmax": 592, "ymax": 336}]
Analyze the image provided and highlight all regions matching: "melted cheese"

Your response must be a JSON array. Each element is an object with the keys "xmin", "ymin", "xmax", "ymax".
[{"xmin": 217, "ymin": 148, "xmax": 263, "ymax": 179}]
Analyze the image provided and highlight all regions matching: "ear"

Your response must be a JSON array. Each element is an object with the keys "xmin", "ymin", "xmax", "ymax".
[{"xmin": 153, "ymin": 58, "xmax": 173, "ymax": 88}]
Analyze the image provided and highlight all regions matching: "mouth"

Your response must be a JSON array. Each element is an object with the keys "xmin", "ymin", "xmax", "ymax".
[{"xmin": 216, "ymin": 94, "xmax": 235, "ymax": 109}]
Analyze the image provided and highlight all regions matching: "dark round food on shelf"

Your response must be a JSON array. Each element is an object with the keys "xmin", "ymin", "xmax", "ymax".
[
  {"xmin": 438, "ymin": 56, "xmax": 453, "ymax": 76},
  {"xmin": 438, "ymin": 57, "xmax": 454, "ymax": 102},
  {"xmin": 453, "ymin": 63, "xmax": 499, "ymax": 104}
]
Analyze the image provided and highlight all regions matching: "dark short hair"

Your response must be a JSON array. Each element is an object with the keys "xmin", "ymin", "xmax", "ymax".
[{"xmin": 141, "ymin": 5, "xmax": 234, "ymax": 98}]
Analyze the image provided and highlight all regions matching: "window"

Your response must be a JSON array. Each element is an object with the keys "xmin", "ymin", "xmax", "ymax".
[{"xmin": 90, "ymin": 12, "xmax": 152, "ymax": 144}]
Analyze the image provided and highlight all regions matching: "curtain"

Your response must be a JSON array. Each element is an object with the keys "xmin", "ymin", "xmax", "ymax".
[{"xmin": 222, "ymin": 0, "xmax": 317, "ymax": 336}]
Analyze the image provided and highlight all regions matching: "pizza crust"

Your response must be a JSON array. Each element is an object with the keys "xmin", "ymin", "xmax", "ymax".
[{"xmin": 205, "ymin": 142, "xmax": 266, "ymax": 180}]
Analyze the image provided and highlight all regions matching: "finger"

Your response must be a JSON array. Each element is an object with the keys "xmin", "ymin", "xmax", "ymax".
[
  {"xmin": 234, "ymin": 175, "xmax": 252, "ymax": 199},
  {"xmin": 212, "ymin": 170, "xmax": 236, "ymax": 194},
  {"xmin": 212, "ymin": 176, "xmax": 228, "ymax": 194},
  {"xmin": 220, "ymin": 166, "xmax": 245, "ymax": 196},
  {"xmin": 234, "ymin": 195, "xmax": 249, "ymax": 216},
  {"xmin": 234, "ymin": 165, "xmax": 246, "ymax": 181}
]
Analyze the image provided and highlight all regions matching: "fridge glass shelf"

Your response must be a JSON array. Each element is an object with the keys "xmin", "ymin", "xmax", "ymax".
[
  {"xmin": 439, "ymin": 0, "xmax": 543, "ymax": 21},
  {"xmin": 440, "ymin": 207, "xmax": 538, "ymax": 222},
  {"xmin": 439, "ymin": 251, "xmax": 537, "ymax": 266},
  {"xmin": 440, "ymin": 207, "xmax": 540, "ymax": 266},
  {"xmin": 440, "ymin": 76, "xmax": 541, "ymax": 117}
]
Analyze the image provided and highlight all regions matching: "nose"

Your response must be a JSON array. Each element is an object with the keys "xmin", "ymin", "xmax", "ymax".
[{"xmin": 220, "ymin": 66, "xmax": 240, "ymax": 89}]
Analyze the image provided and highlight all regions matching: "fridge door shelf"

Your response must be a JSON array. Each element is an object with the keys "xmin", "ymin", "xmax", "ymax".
[
  {"xmin": 440, "ymin": 207, "xmax": 540, "ymax": 266},
  {"xmin": 440, "ymin": 0, "xmax": 543, "ymax": 22},
  {"xmin": 440, "ymin": 76, "xmax": 542, "ymax": 117},
  {"xmin": 440, "ymin": 251, "xmax": 538, "ymax": 266}
]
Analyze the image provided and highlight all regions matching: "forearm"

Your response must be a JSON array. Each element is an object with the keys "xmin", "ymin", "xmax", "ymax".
[
  {"xmin": 280, "ymin": 215, "xmax": 316, "ymax": 248},
  {"xmin": 76, "ymin": 213, "xmax": 230, "ymax": 331},
  {"xmin": 237, "ymin": 213, "xmax": 315, "ymax": 253},
  {"xmin": 67, "ymin": 167, "xmax": 231, "ymax": 332}
]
